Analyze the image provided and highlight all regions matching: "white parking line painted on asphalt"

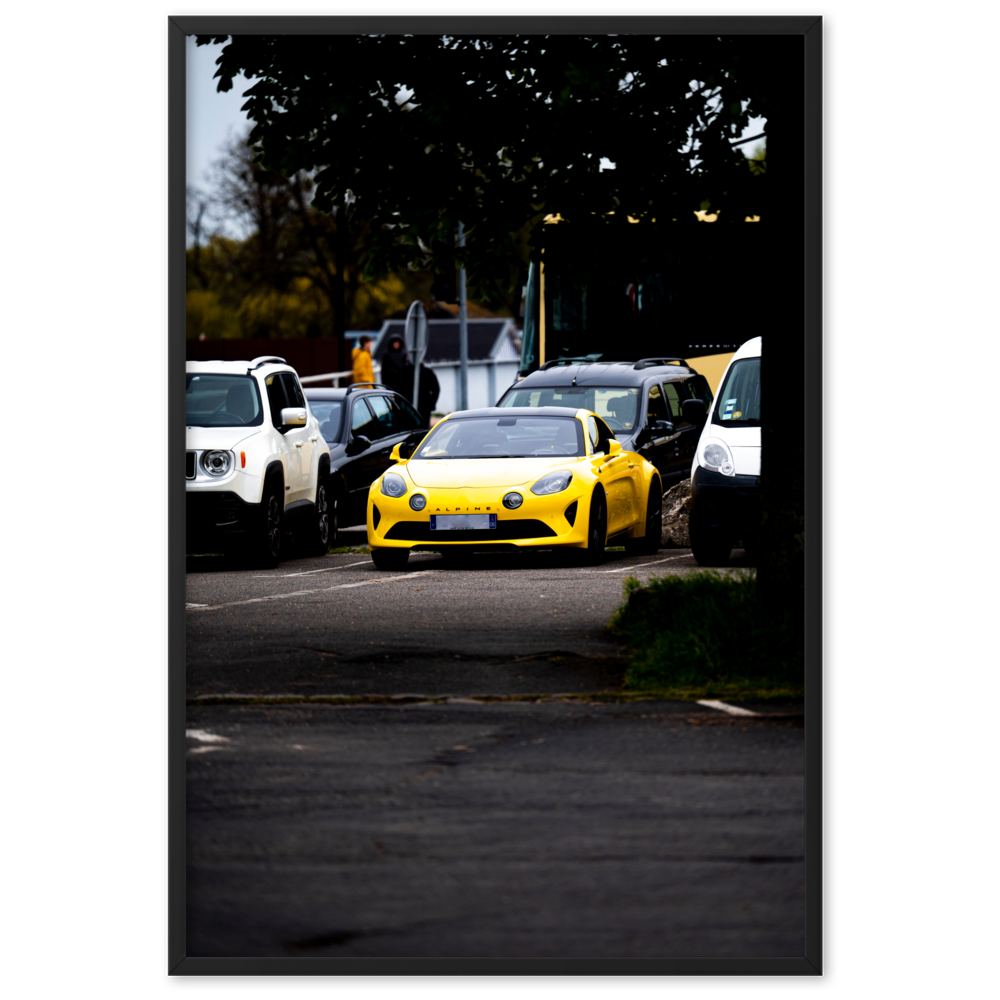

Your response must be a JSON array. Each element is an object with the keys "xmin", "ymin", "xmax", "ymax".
[
  {"xmin": 254, "ymin": 552, "xmax": 438, "ymax": 578},
  {"xmin": 696, "ymin": 699, "xmax": 759, "ymax": 717},
  {"xmin": 186, "ymin": 729, "xmax": 230, "ymax": 742},
  {"xmin": 585, "ymin": 555, "xmax": 690, "ymax": 574},
  {"xmin": 187, "ymin": 570, "xmax": 439, "ymax": 612}
]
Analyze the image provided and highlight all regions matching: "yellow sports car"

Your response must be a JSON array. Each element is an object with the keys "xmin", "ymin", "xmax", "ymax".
[{"xmin": 366, "ymin": 407, "xmax": 662, "ymax": 570}]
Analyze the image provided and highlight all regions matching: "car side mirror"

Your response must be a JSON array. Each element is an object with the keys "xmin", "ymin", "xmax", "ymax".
[
  {"xmin": 391, "ymin": 442, "xmax": 416, "ymax": 462},
  {"xmin": 651, "ymin": 419, "xmax": 675, "ymax": 435},
  {"xmin": 280, "ymin": 407, "xmax": 307, "ymax": 429},
  {"xmin": 607, "ymin": 439, "xmax": 623, "ymax": 457},
  {"xmin": 346, "ymin": 434, "xmax": 371, "ymax": 456},
  {"xmin": 681, "ymin": 399, "xmax": 707, "ymax": 426}
]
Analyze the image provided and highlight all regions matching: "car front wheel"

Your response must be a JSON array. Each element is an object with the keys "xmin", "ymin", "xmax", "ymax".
[
  {"xmin": 304, "ymin": 479, "xmax": 331, "ymax": 556},
  {"xmin": 253, "ymin": 479, "xmax": 283, "ymax": 568},
  {"xmin": 625, "ymin": 478, "xmax": 662, "ymax": 556},
  {"xmin": 581, "ymin": 488, "xmax": 607, "ymax": 566}
]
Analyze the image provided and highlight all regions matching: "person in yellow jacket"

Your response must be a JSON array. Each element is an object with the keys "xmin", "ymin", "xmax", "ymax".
[{"xmin": 351, "ymin": 335, "xmax": 375, "ymax": 385}]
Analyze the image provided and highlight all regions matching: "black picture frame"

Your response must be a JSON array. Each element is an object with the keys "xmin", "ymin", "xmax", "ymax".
[{"xmin": 169, "ymin": 14, "xmax": 822, "ymax": 975}]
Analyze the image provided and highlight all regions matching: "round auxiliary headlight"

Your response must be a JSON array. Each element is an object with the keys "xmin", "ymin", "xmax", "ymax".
[
  {"xmin": 503, "ymin": 492, "xmax": 523, "ymax": 509},
  {"xmin": 201, "ymin": 450, "xmax": 232, "ymax": 477},
  {"xmin": 380, "ymin": 473, "xmax": 407, "ymax": 498},
  {"xmin": 409, "ymin": 494, "xmax": 427, "ymax": 511}
]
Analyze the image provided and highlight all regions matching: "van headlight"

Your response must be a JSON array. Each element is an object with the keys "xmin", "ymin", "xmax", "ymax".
[
  {"xmin": 201, "ymin": 450, "xmax": 233, "ymax": 477},
  {"xmin": 698, "ymin": 438, "xmax": 736, "ymax": 477}
]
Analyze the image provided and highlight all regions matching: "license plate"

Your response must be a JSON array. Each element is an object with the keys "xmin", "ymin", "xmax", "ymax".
[{"xmin": 430, "ymin": 514, "xmax": 497, "ymax": 531}]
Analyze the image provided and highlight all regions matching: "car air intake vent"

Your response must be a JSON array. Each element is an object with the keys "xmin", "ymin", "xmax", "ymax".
[
  {"xmin": 385, "ymin": 519, "xmax": 556, "ymax": 542},
  {"xmin": 564, "ymin": 501, "xmax": 578, "ymax": 527},
  {"xmin": 186, "ymin": 452, "xmax": 196, "ymax": 479},
  {"xmin": 372, "ymin": 505, "xmax": 381, "ymax": 530}
]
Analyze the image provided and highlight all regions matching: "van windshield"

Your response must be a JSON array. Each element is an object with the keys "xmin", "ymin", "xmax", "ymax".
[{"xmin": 713, "ymin": 359, "xmax": 760, "ymax": 426}]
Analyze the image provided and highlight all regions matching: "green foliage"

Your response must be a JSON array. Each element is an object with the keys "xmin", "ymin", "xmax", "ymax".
[
  {"xmin": 197, "ymin": 34, "xmax": 775, "ymax": 283},
  {"xmin": 611, "ymin": 571, "xmax": 803, "ymax": 690}
]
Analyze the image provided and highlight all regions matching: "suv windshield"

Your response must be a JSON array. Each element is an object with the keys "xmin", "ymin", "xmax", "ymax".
[
  {"xmin": 498, "ymin": 386, "xmax": 640, "ymax": 432},
  {"xmin": 186, "ymin": 374, "xmax": 264, "ymax": 427},
  {"xmin": 714, "ymin": 358, "xmax": 761, "ymax": 426},
  {"xmin": 413, "ymin": 416, "xmax": 585, "ymax": 459}
]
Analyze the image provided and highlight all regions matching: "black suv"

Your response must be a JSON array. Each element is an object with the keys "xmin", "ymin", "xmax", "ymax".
[
  {"xmin": 495, "ymin": 359, "xmax": 713, "ymax": 488},
  {"xmin": 303, "ymin": 383, "xmax": 428, "ymax": 541}
]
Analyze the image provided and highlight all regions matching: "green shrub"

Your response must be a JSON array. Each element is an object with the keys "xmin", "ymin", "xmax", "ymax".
[{"xmin": 611, "ymin": 571, "xmax": 803, "ymax": 690}]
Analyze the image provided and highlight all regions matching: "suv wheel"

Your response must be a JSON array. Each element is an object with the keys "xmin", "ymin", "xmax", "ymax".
[
  {"xmin": 625, "ymin": 478, "xmax": 662, "ymax": 556},
  {"xmin": 254, "ymin": 478, "xmax": 283, "ymax": 568},
  {"xmin": 305, "ymin": 478, "xmax": 331, "ymax": 556}
]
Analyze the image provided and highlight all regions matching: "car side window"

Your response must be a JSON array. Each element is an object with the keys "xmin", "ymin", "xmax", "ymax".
[
  {"xmin": 351, "ymin": 398, "xmax": 380, "ymax": 441},
  {"xmin": 587, "ymin": 415, "xmax": 601, "ymax": 455},
  {"xmin": 389, "ymin": 396, "xmax": 423, "ymax": 431},
  {"xmin": 264, "ymin": 375, "xmax": 287, "ymax": 426},
  {"xmin": 665, "ymin": 380, "xmax": 693, "ymax": 426},
  {"xmin": 280, "ymin": 373, "xmax": 306, "ymax": 409},
  {"xmin": 367, "ymin": 395, "xmax": 395, "ymax": 436},
  {"xmin": 647, "ymin": 383, "xmax": 671, "ymax": 425},
  {"xmin": 686, "ymin": 374, "xmax": 714, "ymax": 408},
  {"xmin": 594, "ymin": 416, "xmax": 616, "ymax": 453}
]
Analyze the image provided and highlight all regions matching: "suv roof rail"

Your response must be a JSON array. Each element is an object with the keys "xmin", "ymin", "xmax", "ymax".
[
  {"xmin": 538, "ymin": 354, "xmax": 606, "ymax": 370},
  {"xmin": 344, "ymin": 381, "xmax": 392, "ymax": 395},
  {"xmin": 633, "ymin": 357, "xmax": 691, "ymax": 370},
  {"xmin": 247, "ymin": 356, "xmax": 287, "ymax": 372}
]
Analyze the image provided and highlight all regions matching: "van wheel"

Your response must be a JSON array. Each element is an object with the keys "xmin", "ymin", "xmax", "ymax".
[{"xmin": 690, "ymin": 522, "xmax": 731, "ymax": 567}]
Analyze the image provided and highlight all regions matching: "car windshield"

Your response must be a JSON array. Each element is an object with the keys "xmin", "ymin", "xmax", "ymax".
[
  {"xmin": 308, "ymin": 400, "xmax": 344, "ymax": 441},
  {"xmin": 186, "ymin": 374, "xmax": 264, "ymax": 427},
  {"xmin": 413, "ymin": 416, "xmax": 585, "ymax": 459},
  {"xmin": 498, "ymin": 385, "xmax": 640, "ymax": 433},
  {"xmin": 714, "ymin": 358, "xmax": 761, "ymax": 426}
]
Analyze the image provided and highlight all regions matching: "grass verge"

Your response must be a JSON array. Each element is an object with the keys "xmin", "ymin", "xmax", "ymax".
[{"xmin": 611, "ymin": 570, "xmax": 804, "ymax": 695}]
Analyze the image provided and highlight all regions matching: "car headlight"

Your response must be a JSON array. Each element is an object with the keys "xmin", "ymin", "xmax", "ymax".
[
  {"xmin": 503, "ymin": 492, "xmax": 523, "ymax": 509},
  {"xmin": 380, "ymin": 473, "xmax": 407, "ymax": 497},
  {"xmin": 530, "ymin": 471, "xmax": 573, "ymax": 496},
  {"xmin": 409, "ymin": 494, "xmax": 427, "ymax": 511},
  {"xmin": 698, "ymin": 438, "xmax": 736, "ymax": 477},
  {"xmin": 201, "ymin": 450, "xmax": 233, "ymax": 477}
]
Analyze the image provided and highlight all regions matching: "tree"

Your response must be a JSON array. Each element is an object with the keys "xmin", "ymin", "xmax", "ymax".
[{"xmin": 199, "ymin": 32, "xmax": 806, "ymax": 615}]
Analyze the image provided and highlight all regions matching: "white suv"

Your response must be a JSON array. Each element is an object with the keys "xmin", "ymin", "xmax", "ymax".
[{"xmin": 186, "ymin": 356, "xmax": 332, "ymax": 566}]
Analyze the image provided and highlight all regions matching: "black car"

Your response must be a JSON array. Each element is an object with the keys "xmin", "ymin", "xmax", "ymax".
[
  {"xmin": 495, "ymin": 358, "xmax": 714, "ymax": 488},
  {"xmin": 304, "ymin": 383, "xmax": 428, "ymax": 540}
]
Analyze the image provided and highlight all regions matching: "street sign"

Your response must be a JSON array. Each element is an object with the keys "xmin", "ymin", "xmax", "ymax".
[{"xmin": 403, "ymin": 300, "xmax": 428, "ymax": 410}]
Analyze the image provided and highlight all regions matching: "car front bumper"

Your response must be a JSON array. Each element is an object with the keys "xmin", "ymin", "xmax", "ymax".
[
  {"xmin": 186, "ymin": 490, "xmax": 258, "ymax": 549},
  {"xmin": 690, "ymin": 466, "xmax": 761, "ymax": 547},
  {"xmin": 367, "ymin": 482, "xmax": 590, "ymax": 551}
]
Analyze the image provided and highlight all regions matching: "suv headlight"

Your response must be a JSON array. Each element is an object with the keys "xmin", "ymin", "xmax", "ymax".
[
  {"xmin": 380, "ymin": 473, "xmax": 407, "ymax": 498},
  {"xmin": 698, "ymin": 438, "xmax": 736, "ymax": 477},
  {"xmin": 531, "ymin": 471, "xmax": 573, "ymax": 496},
  {"xmin": 201, "ymin": 450, "xmax": 233, "ymax": 477}
]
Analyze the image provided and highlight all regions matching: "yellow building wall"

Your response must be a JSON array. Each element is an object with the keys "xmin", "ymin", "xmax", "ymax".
[{"xmin": 685, "ymin": 352, "xmax": 734, "ymax": 397}]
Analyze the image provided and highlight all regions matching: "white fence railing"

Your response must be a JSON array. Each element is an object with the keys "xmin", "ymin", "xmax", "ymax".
[{"xmin": 298, "ymin": 360, "xmax": 521, "ymax": 412}]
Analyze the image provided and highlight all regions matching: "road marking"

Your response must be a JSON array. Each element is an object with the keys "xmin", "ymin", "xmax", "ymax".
[
  {"xmin": 696, "ymin": 699, "xmax": 759, "ymax": 717},
  {"xmin": 186, "ymin": 603, "xmax": 209, "ymax": 608},
  {"xmin": 186, "ymin": 729, "xmax": 230, "ymax": 743},
  {"xmin": 186, "ymin": 570, "xmax": 439, "ymax": 611},
  {"xmin": 586, "ymin": 555, "xmax": 690, "ymax": 574},
  {"xmin": 254, "ymin": 552, "xmax": 438, "ymax": 578}
]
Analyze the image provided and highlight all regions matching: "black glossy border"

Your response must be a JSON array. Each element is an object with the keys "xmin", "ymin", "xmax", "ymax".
[{"xmin": 168, "ymin": 14, "xmax": 822, "ymax": 976}]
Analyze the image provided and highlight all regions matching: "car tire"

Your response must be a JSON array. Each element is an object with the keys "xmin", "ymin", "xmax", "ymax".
[
  {"xmin": 690, "ymin": 513, "xmax": 731, "ymax": 567},
  {"xmin": 253, "ymin": 477, "xmax": 283, "ymax": 568},
  {"xmin": 371, "ymin": 548, "xmax": 409, "ymax": 571},
  {"xmin": 305, "ymin": 477, "xmax": 330, "ymax": 556},
  {"xmin": 581, "ymin": 488, "xmax": 607, "ymax": 566},
  {"xmin": 625, "ymin": 478, "xmax": 662, "ymax": 556}
]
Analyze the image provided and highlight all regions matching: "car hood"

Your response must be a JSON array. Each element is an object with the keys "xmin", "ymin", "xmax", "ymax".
[
  {"xmin": 405, "ymin": 456, "xmax": 584, "ymax": 489},
  {"xmin": 186, "ymin": 427, "xmax": 262, "ymax": 451}
]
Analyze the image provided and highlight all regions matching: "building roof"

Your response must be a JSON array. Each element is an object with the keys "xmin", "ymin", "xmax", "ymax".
[{"xmin": 374, "ymin": 318, "xmax": 520, "ymax": 365}]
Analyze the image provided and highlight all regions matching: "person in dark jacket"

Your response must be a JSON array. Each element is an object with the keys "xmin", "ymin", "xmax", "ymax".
[
  {"xmin": 416, "ymin": 363, "xmax": 440, "ymax": 425},
  {"xmin": 380, "ymin": 335, "xmax": 410, "ymax": 397}
]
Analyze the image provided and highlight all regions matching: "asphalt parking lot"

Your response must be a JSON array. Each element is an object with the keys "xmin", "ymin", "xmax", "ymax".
[{"xmin": 185, "ymin": 532, "xmax": 801, "ymax": 960}]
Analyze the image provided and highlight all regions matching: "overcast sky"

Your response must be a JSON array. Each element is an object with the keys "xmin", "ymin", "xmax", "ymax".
[{"xmin": 186, "ymin": 36, "xmax": 767, "ymax": 235}]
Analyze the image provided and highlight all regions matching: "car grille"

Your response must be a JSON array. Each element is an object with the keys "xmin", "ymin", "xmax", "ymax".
[
  {"xmin": 186, "ymin": 451, "xmax": 196, "ymax": 479},
  {"xmin": 385, "ymin": 519, "xmax": 557, "ymax": 542}
]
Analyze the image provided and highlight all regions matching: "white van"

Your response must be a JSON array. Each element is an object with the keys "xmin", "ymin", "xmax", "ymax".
[{"xmin": 687, "ymin": 337, "xmax": 761, "ymax": 565}]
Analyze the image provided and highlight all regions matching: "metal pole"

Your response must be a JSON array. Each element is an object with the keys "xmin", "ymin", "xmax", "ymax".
[{"xmin": 458, "ymin": 221, "xmax": 469, "ymax": 411}]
